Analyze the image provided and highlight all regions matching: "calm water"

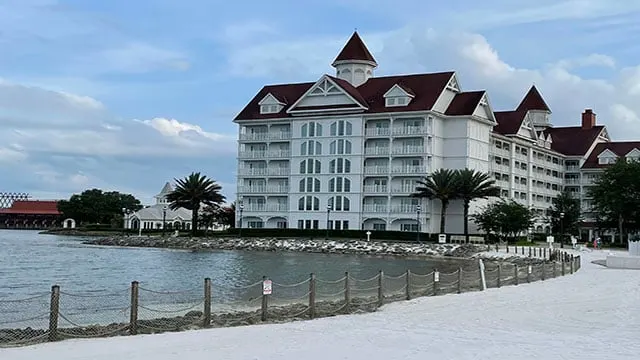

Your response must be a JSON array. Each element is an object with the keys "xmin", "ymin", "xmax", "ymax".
[{"xmin": 0, "ymin": 230, "xmax": 471, "ymax": 327}]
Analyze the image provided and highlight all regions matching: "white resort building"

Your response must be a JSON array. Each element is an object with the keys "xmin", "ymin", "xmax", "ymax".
[
  {"xmin": 124, "ymin": 182, "xmax": 192, "ymax": 231},
  {"xmin": 233, "ymin": 31, "xmax": 635, "ymax": 239}
]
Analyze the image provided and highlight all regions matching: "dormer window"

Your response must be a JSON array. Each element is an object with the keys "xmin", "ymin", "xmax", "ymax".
[
  {"xmin": 258, "ymin": 93, "xmax": 285, "ymax": 114},
  {"xmin": 386, "ymin": 96, "xmax": 410, "ymax": 107},
  {"xmin": 597, "ymin": 149, "xmax": 618, "ymax": 165},
  {"xmin": 383, "ymin": 84, "xmax": 414, "ymax": 108}
]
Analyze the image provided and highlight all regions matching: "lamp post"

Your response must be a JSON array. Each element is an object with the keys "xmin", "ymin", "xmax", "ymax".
[
  {"xmin": 560, "ymin": 212, "xmax": 565, "ymax": 248},
  {"xmin": 162, "ymin": 205, "xmax": 167, "ymax": 237},
  {"xmin": 326, "ymin": 204, "xmax": 332, "ymax": 240},
  {"xmin": 416, "ymin": 204, "xmax": 422, "ymax": 244},
  {"xmin": 238, "ymin": 203, "xmax": 244, "ymax": 238},
  {"xmin": 122, "ymin": 208, "xmax": 128, "ymax": 236}
]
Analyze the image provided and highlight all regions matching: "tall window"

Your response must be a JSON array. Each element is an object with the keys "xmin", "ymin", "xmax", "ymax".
[
  {"xmin": 298, "ymin": 196, "xmax": 320, "ymax": 211},
  {"xmin": 330, "ymin": 120, "xmax": 352, "ymax": 136},
  {"xmin": 301, "ymin": 122, "xmax": 323, "ymax": 137},
  {"xmin": 329, "ymin": 140, "xmax": 352, "ymax": 155},
  {"xmin": 329, "ymin": 177, "xmax": 351, "ymax": 192},
  {"xmin": 328, "ymin": 196, "xmax": 350, "ymax": 211},
  {"xmin": 329, "ymin": 158, "xmax": 351, "ymax": 173},
  {"xmin": 300, "ymin": 140, "xmax": 322, "ymax": 155},
  {"xmin": 299, "ymin": 177, "xmax": 321, "ymax": 192},
  {"xmin": 299, "ymin": 159, "xmax": 322, "ymax": 174}
]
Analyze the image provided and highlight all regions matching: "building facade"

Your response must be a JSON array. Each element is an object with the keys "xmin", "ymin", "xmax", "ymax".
[
  {"xmin": 233, "ymin": 31, "xmax": 633, "ymax": 236},
  {"xmin": 124, "ymin": 182, "xmax": 193, "ymax": 231}
]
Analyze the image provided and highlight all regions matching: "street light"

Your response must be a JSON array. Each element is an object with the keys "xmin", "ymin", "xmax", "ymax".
[
  {"xmin": 162, "ymin": 205, "xmax": 168, "ymax": 237},
  {"xmin": 326, "ymin": 204, "xmax": 332, "ymax": 240},
  {"xmin": 122, "ymin": 208, "xmax": 128, "ymax": 236},
  {"xmin": 238, "ymin": 203, "xmax": 244, "ymax": 238},
  {"xmin": 416, "ymin": 204, "xmax": 422, "ymax": 244},
  {"xmin": 560, "ymin": 212, "xmax": 565, "ymax": 248}
]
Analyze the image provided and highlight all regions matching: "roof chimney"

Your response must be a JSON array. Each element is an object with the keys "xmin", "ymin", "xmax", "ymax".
[{"xmin": 582, "ymin": 109, "xmax": 596, "ymax": 130}]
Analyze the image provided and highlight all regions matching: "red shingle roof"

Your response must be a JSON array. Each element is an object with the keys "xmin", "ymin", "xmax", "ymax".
[
  {"xmin": 234, "ymin": 72, "xmax": 455, "ymax": 121},
  {"xmin": 543, "ymin": 126, "xmax": 605, "ymax": 156},
  {"xmin": 0, "ymin": 200, "xmax": 61, "ymax": 215},
  {"xmin": 493, "ymin": 111, "xmax": 527, "ymax": 135},
  {"xmin": 516, "ymin": 85, "xmax": 551, "ymax": 112},
  {"xmin": 582, "ymin": 141, "xmax": 640, "ymax": 168},
  {"xmin": 332, "ymin": 31, "xmax": 377, "ymax": 65},
  {"xmin": 445, "ymin": 91, "xmax": 486, "ymax": 116}
]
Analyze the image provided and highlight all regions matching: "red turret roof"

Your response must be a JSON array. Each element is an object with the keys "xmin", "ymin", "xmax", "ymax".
[
  {"xmin": 332, "ymin": 31, "xmax": 377, "ymax": 65},
  {"xmin": 516, "ymin": 85, "xmax": 551, "ymax": 112}
]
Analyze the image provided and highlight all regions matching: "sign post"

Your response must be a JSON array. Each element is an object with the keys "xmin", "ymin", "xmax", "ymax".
[
  {"xmin": 438, "ymin": 234, "xmax": 446, "ymax": 244},
  {"xmin": 366, "ymin": 231, "xmax": 371, "ymax": 242},
  {"xmin": 546, "ymin": 235, "xmax": 555, "ymax": 249},
  {"xmin": 262, "ymin": 279, "xmax": 272, "ymax": 295}
]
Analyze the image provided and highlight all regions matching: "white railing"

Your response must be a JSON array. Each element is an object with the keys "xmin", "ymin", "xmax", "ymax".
[
  {"xmin": 392, "ymin": 126, "xmax": 427, "ymax": 136},
  {"xmin": 365, "ymin": 128, "xmax": 390, "ymax": 136},
  {"xmin": 268, "ymin": 168, "xmax": 290, "ymax": 176},
  {"xmin": 238, "ymin": 186, "xmax": 289, "ymax": 193},
  {"xmin": 364, "ymin": 166, "xmax": 389, "ymax": 174},
  {"xmin": 239, "ymin": 151, "xmax": 267, "ymax": 159},
  {"xmin": 565, "ymin": 165, "xmax": 580, "ymax": 172},
  {"xmin": 564, "ymin": 178, "xmax": 580, "ymax": 185},
  {"xmin": 238, "ymin": 168, "xmax": 267, "ymax": 176},
  {"xmin": 242, "ymin": 204, "xmax": 289, "ymax": 212},
  {"xmin": 363, "ymin": 185, "xmax": 388, "ymax": 193},
  {"xmin": 363, "ymin": 204, "xmax": 388, "ymax": 213},
  {"xmin": 239, "ymin": 132, "xmax": 291, "ymax": 141},
  {"xmin": 391, "ymin": 186, "xmax": 415, "ymax": 193},
  {"xmin": 268, "ymin": 132, "xmax": 291, "ymax": 140},
  {"xmin": 391, "ymin": 146, "xmax": 424, "ymax": 155},
  {"xmin": 364, "ymin": 147, "xmax": 390, "ymax": 155},
  {"xmin": 390, "ymin": 205, "xmax": 422, "ymax": 213},
  {"xmin": 267, "ymin": 150, "xmax": 290, "ymax": 158},
  {"xmin": 390, "ymin": 166, "xmax": 425, "ymax": 174}
]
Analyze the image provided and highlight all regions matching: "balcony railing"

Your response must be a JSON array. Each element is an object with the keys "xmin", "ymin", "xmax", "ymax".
[
  {"xmin": 364, "ymin": 166, "xmax": 389, "ymax": 174},
  {"xmin": 268, "ymin": 132, "xmax": 291, "ymax": 140},
  {"xmin": 391, "ymin": 146, "xmax": 424, "ymax": 155},
  {"xmin": 390, "ymin": 205, "xmax": 422, "ymax": 213},
  {"xmin": 239, "ymin": 132, "xmax": 291, "ymax": 141},
  {"xmin": 239, "ymin": 150, "xmax": 291, "ymax": 158},
  {"xmin": 238, "ymin": 186, "xmax": 289, "ymax": 193},
  {"xmin": 268, "ymin": 168, "xmax": 290, "ymax": 176},
  {"xmin": 363, "ymin": 204, "xmax": 388, "ymax": 213},
  {"xmin": 392, "ymin": 126, "xmax": 427, "ymax": 136},
  {"xmin": 391, "ymin": 186, "xmax": 415, "ymax": 193},
  {"xmin": 242, "ymin": 204, "xmax": 289, "ymax": 212},
  {"xmin": 564, "ymin": 178, "xmax": 580, "ymax": 185},
  {"xmin": 390, "ymin": 166, "xmax": 425, "ymax": 174},
  {"xmin": 364, "ymin": 147, "xmax": 390, "ymax": 155},
  {"xmin": 365, "ymin": 128, "xmax": 390, "ymax": 136},
  {"xmin": 238, "ymin": 168, "xmax": 267, "ymax": 176},
  {"xmin": 565, "ymin": 165, "xmax": 580, "ymax": 172},
  {"xmin": 363, "ymin": 185, "xmax": 388, "ymax": 193}
]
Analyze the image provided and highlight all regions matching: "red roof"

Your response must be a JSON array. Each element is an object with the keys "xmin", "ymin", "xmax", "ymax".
[
  {"xmin": 234, "ymin": 72, "xmax": 455, "ymax": 121},
  {"xmin": 582, "ymin": 141, "xmax": 640, "ymax": 168},
  {"xmin": 332, "ymin": 31, "xmax": 377, "ymax": 65},
  {"xmin": 445, "ymin": 91, "xmax": 486, "ymax": 116},
  {"xmin": 0, "ymin": 200, "xmax": 61, "ymax": 215},
  {"xmin": 543, "ymin": 126, "xmax": 605, "ymax": 156},
  {"xmin": 516, "ymin": 86, "xmax": 551, "ymax": 112},
  {"xmin": 493, "ymin": 110, "xmax": 527, "ymax": 135}
]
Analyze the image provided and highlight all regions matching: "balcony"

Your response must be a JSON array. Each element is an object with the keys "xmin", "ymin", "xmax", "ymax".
[
  {"xmin": 391, "ymin": 146, "xmax": 424, "ymax": 155},
  {"xmin": 363, "ymin": 185, "xmax": 388, "ymax": 193},
  {"xmin": 391, "ymin": 186, "xmax": 416, "ymax": 193},
  {"xmin": 566, "ymin": 165, "xmax": 580, "ymax": 172},
  {"xmin": 392, "ymin": 126, "xmax": 428, "ymax": 136},
  {"xmin": 564, "ymin": 178, "xmax": 580, "ymax": 185},
  {"xmin": 364, "ymin": 147, "xmax": 390, "ymax": 155},
  {"xmin": 390, "ymin": 205, "xmax": 421, "ymax": 213},
  {"xmin": 364, "ymin": 166, "xmax": 389, "ymax": 175},
  {"xmin": 268, "ymin": 132, "xmax": 291, "ymax": 140},
  {"xmin": 365, "ymin": 128, "xmax": 390, "ymax": 137},
  {"xmin": 238, "ymin": 168, "xmax": 267, "ymax": 176},
  {"xmin": 363, "ymin": 204, "xmax": 388, "ymax": 213},
  {"xmin": 238, "ymin": 150, "xmax": 291, "ymax": 159},
  {"xmin": 239, "ymin": 132, "xmax": 291, "ymax": 141},
  {"xmin": 391, "ymin": 165, "xmax": 425, "ymax": 174},
  {"xmin": 238, "ymin": 186, "xmax": 289, "ymax": 194},
  {"xmin": 242, "ymin": 204, "xmax": 289, "ymax": 212},
  {"xmin": 268, "ymin": 168, "xmax": 290, "ymax": 176}
]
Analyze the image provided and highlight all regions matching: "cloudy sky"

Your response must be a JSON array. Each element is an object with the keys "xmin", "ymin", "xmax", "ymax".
[{"xmin": 1, "ymin": 0, "xmax": 640, "ymax": 204}]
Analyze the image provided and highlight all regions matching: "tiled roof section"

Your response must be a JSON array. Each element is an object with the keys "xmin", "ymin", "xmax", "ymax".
[
  {"xmin": 0, "ymin": 200, "xmax": 61, "ymax": 215},
  {"xmin": 493, "ymin": 111, "xmax": 527, "ymax": 135},
  {"xmin": 516, "ymin": 85, "xmax": 551, "ymax": 112},
  {"xmin": 332, "ymin": 31, "xmax": 377, "ymax": 65},
  {"xmin": 445, "ymin": 91, "xmax": 485, "ymax": 116},
  {"xmin": 582, "ymin": 141, "xmax": 640, "ymax": 168},
  {"xmin": 543, "ymin": 125, "xmax": 605, "ymax": 156},
  {"xmin": 234, "ymin": 71, "xmax": 455, "ymax": 120}
]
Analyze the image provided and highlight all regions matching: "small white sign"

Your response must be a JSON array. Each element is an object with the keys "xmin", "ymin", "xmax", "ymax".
[
  {"xmin": 438, "ymin": 234, "xmax": 446, "ymax": 244},
  {"xmin": 528, "ymin": 265, "xmax": 532, "ymax": 274},
  {"xmin": 262, "ymin": 280, "xmax": 272, "ymax": 295},
  {"xmin": 571, "ymin": 236, "xmax": 577, "ymax": 245},
  {"xmin": 546, "ymin": 236, "xmax": 555, "ymax": 243},
  {"xmin": 434, "ymin": 271, "xmax": 440, "ymax": 282}
]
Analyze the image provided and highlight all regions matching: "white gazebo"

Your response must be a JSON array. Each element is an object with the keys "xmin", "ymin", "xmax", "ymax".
[{"xmin": 124, "ymin": 182, "xmax": 192, "ymax": 231}]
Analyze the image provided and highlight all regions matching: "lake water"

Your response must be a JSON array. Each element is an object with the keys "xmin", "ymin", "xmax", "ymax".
[{"xmin": 0, "ymin": 230, "xmax": 472, "ymax": 328}]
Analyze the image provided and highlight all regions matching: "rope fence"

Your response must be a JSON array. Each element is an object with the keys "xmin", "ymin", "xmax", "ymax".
[{"xmin": 0, "ymin": 248, "xmax": 581, "ymax": 348}]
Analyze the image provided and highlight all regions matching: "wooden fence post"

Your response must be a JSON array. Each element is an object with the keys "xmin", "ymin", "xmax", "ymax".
[
  {"xmin": 377, "ymin": 270, "xmax": 384, "ymax": 307},
  {"xmin": 543, "ymin": 247, "xmax": 547, "ymax": 259},
  {"xmin": 457, "ymin": 268, "xmax": 462, "ymax": 294},
  {"xmin": 570, "ymin": 256, "xmax": 575, "ymax": 274},
  {"xmin": 48, "ymin": 285, "xmax": 60, "ymax": 341},
  {"xmin": 344, "ymin": 271, "xmax": 351, "ymax": 311},
  {"xmin": 203, "ymin": 278, "xmax": 211, "ymax": 328},
  {"xmin": 553, "ymin": 261, "xmax": 557, "ymax": 277},
  {"xmin": 521, "ymin": 246, "xmax": 525, "ymax": 255},
  {"xmin": 506, "ymin": 245, "xmax": 509, "ymax": 253},
  {"xmin": 541, "ymin": 263, "xmax": 545, "ymax": 281},
  {"xmin": 261, "ymin": 276, "xmax": 268, "ymax": 321},
  {"xmin": 562, "ymin": 257, "xmax": 566, "ymax": 276},
  {"xmin": 528, "ymin": 247, "xmax": 532, "ymax": 257},
  {"xmin": 405, "ymin": 270, "xmax": 411, "ymax": 300},
  {"xmin": 433, "ymin": 269, "xmax": 439, "ymax": 296},
  {"xmin": 497, "ymin": 264, "xmax": 501, "ymax": 288},
  {"xmin": 129, "ymin": 281, "xmax": 139, "ymax": 335},
  {"xmin": 309, "ymin": 273, "xmax": 316, "ymax": 319},
  {"xmin": 526, "ymin": 265, "xmax": 531, "ymax": 283},
  {"xmin": 514, "ymin": 265, "xmax": 519, "ymax": 285}
]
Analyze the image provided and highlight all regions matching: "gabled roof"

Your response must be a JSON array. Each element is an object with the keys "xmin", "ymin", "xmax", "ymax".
[
  {"xmin": 543, "ymin": 125, "xmax": 605, "ymax": 156},
  {"xmin": 516, "ymin": 85, "xmax": 551, "ymax": 112},
  {"xmin": 157, "ymin": 182, "xmax": 173, "ymax": 196},
  {"xmin": 332, "ymin": 31, "xmax": 377, "ymax": 66},
  {"xmin": 583, "ymin": 141, "xmax": 640, "ymax": 168},
  {"xmin": 285, "ymin": 75, "xmax": 368, "ymax": 113},
  {"xmin": 0, "ymin": 200, "xmax": 60, "ymax": 215},
  {"xmin": 445, "ymin": 91, "xmax": 486, "ymax": 116},
  {"xmin": 493, "ymin": 110, "xmax": 527, "ymax": 135},
  {"xmin": 234, "ymin": 71, "xmax": 455, "ymax": 120}
]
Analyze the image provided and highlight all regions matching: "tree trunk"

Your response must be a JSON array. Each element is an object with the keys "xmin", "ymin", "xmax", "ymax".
[
  {"xmin": 192, "ymin": 205, "xmax": 199, "ymax": 237},
  {"xmin": 439, "ymin": 200, "xmax": 449, "ymax": 234},
  {"xmin": 618, "ymin": 214, "xmax": 624, "ymax": 244},
  {"xmin": 463, "ymin": 200, "xmax": 470, "ymax": 244}
]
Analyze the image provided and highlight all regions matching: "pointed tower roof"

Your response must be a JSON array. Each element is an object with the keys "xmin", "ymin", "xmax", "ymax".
[
  {"xmin": 516, "ymin": 85, "xmax": 551, "ymax": 112},
  {"xmin": 157, "ymin": 182, "xmax": 173, "ymax": 195},
  {"xmin": 332, "ymin": 31, "xmax": 377, "ymax": 66}
]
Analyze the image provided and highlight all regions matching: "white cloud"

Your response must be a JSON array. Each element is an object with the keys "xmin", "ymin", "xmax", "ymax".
[
  {"xmin": 84, "ymin": 43, "xmax": 191, "ymax": 74},
  {"xmin": 554, "ymin": 54, "xmax": 616, "ymax": 70}
]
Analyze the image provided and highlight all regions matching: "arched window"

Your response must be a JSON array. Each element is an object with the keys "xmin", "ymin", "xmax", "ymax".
[
  {"xmin": 301, "ymin": 140, "xmax": 322, "ymax": 155},
  {"xmin": 329, "ymin": 177, "xmax": 351, "ymax": 192},
  {"xmin": 298, "ymin": 196, "xmax": 320, "ymax": 211},
  {"xmin": 330, "ymin": 120, "xmax": 352, "ymax": 136},
  {"xmin": 299, "ymin": 177, "xmax": 321, "ymax": 192},
  {"xmin": 299, "ymin": 159, "xmax": 322, "ymax": 174},
  {"xmin": 301, "ymin": 122, "xmax": 323, "ymax": 137},
  {"xmin": 329, "ymin": 158, "xmax": 351, "ymax": 174},
  {"xmin": 330, "ymin": 140, "xmax": 352, "ymax": 155},
  {"xmin": 328, "ymin": 196, "xmax": 350, "ymax": 211}
]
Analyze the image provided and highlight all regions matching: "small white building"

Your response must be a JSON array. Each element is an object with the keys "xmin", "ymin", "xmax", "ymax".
[{"xmin": 124, "ymin": 182, "xmax": 192, "ymax": 230}]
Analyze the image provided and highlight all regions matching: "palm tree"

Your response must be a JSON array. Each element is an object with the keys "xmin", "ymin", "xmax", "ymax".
[
  {"xmin": 413, "ymin": 169, "xmax": 458, "ymax": 234},
  {"xmin": 166, "ymin": 172, "xmax": 226, "ymax": 236},
  {"xmin": 454, "ymin": 168, "xmax": 501, "ymax": 243}
]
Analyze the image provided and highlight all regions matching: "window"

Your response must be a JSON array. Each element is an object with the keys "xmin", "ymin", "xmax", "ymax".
[
  {"xmin": 299, "ymin": 159, "xmax": 322, "ymax": 174},
  {"xmin": 329, "ymin": 196, "xmax": 350, "ymax": 211},
  {"xmin": 401, "ymin": 223, "xmax": 419, "ymax": 231},
  {"xmin": 373, "ymin": 223, "xmax": 386, "ymax": 231},
  {"xmin": 247, "ymin": 221, "xmax": 264, "ymax": 228},
  {"xmin": 329, "ymin": 177, "xmax": 351, "ymax": 192},
  {"xmin": 301, "ymin": 122, "xmax": 323, "ymax": 137},
  {"xmin": 330, "ymin": 140, "xmax": 352, "ymax": 155},
  {"xmin": 385, "ymin": 97, "xmax": 410, "ymax": 107},
  {"xmin": 299, "ymin": 177, "xmax": 321, "ymax": 192},
  {"xmin": 300, "ymin": 140, "xmax": 322, "ymax": 155},
  {"xmin": 329, "ymin": 159, "xmax": 351, "ymax": 173},
  {"xmin": 260, "ymin": 104, "xmax": 281, "ymax": 114},
  {"xmin": 330, "ymin": 120, "xmax": 352, "ymax": 136},
  {"xmin": 298, "ymin": 196, "xmax": 320, "ymax": 211},
  {"xmin": 276, "ymin": 221, "xmax": 287, "ymax": 229}
]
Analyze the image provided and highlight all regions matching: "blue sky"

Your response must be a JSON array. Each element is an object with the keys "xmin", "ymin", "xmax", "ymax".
[{"xmin": 1, "ymin": 0, "xmax": 640, "ymax": 204}]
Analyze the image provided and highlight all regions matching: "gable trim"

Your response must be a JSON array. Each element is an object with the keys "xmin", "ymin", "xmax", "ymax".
[
  {"xmin": 383, "ymin": 84, "xmax": 415, "ymax": 98},
  {"xmin": 258, "ymin": 93, "xmax": 285, "ymax": 106},
  {"xmin": 286, "ymin": 75, "xmax": 368, "ymax": 114},
  {"xmin": 597, "ymin": 149, "xmax": 617, "ymax": 158}
]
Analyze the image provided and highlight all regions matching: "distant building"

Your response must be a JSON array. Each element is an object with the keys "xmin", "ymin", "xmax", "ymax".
[
  {"xmin": 0, "ymin": 200, "xmax": 62, "ymax": 229},
  {"xmin": 124, "ymin": 182, "xmax": 193, "ymax": 231}
]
